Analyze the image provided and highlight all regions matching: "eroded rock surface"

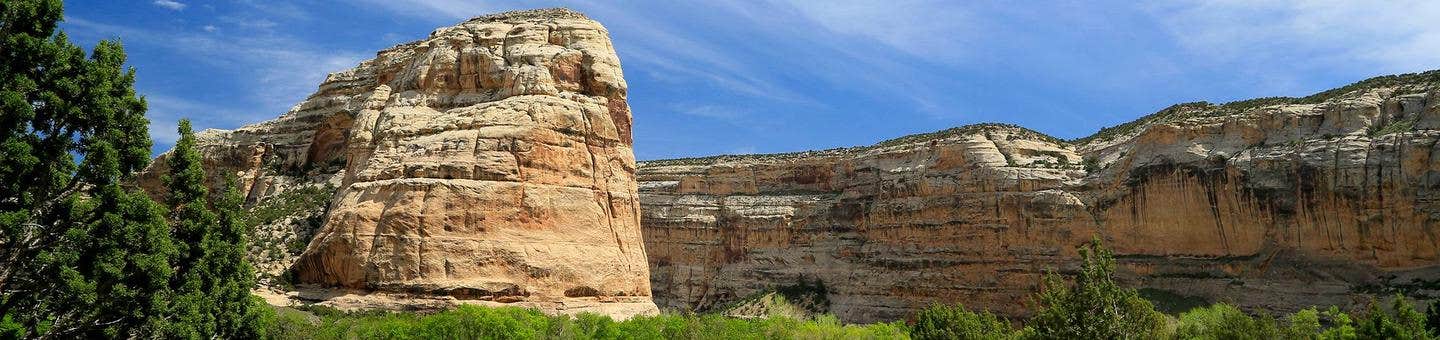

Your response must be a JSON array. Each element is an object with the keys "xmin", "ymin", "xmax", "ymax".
[
  {"xmin": 639, "ymin": 75, "xmax": 1440, "ymax": 322},
  {"xmin": 139, "ymin": 8, "xmax": 654, "ymax": 316}
]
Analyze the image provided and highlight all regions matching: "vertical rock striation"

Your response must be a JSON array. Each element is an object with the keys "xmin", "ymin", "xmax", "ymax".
[
  {"xmin": 140, "ymin": 8, "xmax": 654, "ymax": 317},
  {"xmin": 639, "ymin": 73, "xmax": 1440, "ymax": 323}
]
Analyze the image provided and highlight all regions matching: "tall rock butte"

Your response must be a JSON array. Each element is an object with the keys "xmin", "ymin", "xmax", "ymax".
[
  {"xmin": 640, "ymin": 73, "xmax": 1440, "ymax": 322},
  {"xmin": 138, "ymin": 8, "xmax": 655, "ymax": 316}
]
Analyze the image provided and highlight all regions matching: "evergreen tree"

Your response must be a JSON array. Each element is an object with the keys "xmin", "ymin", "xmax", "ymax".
[
  {"xmin": 163, "ymin": 119, "xmax": 219, "ymax": 338},
  {"xmin": 1427, "ymin": 299, "xmax": 1440, "ymax": 335},
  {"xmin": 163, "ymin": 120, "xmax": 266, "ymax": 338},
  {"xmin": 910, "ymin": 303, "xmax": 1013, "ymax": 339},
  {"xmin": 1357, "ymin": 295, "xmax": 1435, "ymax": 340},
  {"xmin": 1027, "ymin": 238, "xmax": 1168, "ymax": 339},
  {"xmin": 0, "ymin": 0, "xmax": 175, "ymax": 337}
]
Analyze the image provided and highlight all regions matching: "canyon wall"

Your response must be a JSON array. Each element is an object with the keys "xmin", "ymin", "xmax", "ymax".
[
  {"xmin": 640, "ymin": 76, "xmax": 1440, "ymax": 322},
  {"xmin": 138, "ymin": 8, "xmax": 654, "ymax": 317},
  {"xmin": 136, "ymin": 6, "xmax": 1440, "ymax": 323}
]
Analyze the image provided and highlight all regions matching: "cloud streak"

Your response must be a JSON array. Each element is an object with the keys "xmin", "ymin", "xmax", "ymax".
[
  {"xmin": 152, "ymin": 0, "xmax": 186, "ymax": 11},
  {"xmin": 63, "ymin": 15, "xmax": 366, "ymax": 150},
  {"xmin": 1149, "ymin": 0, "xmax": 1440, "ymax": 90}
]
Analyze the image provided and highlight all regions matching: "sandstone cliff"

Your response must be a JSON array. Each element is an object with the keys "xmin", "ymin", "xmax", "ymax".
[
  {"xmin": 639, "ymin": 72, "xmax": 1440, "ymax": 322},
  {"xmin": 138, "ymin": 8, "xmax": 654, "ymax": 317}
]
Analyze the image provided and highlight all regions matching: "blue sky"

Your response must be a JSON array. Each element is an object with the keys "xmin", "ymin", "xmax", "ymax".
[{"xmin": 61, "ymin": 1, "xmax": 1440, "ymax": 160}]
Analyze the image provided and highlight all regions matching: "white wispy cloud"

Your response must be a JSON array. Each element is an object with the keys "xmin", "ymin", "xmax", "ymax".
[
  {"xmin": 1149, "ymin": 1, "xmax": 1440, "ymax": 81},
  {"xmin": 677, "ymin": 104, "xmax": 746, "ymax": 120},
  {"xmin": 776, "ymin": 0, "xmax": 977, "ymax": 64},
  {"xmin": 63, "ymin": 16, "xmax": 366, "ymax": 149},
  {"xmin": 152, "ymin": 0, "xmax": 186, "ymax": 11}
]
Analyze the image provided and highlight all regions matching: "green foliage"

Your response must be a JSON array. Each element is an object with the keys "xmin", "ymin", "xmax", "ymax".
[
  {"xmin": 1319, "ymin": 306, "xmax": 1359, "ymax": 340},
  {"xmin": 1174, "ymin": 303, "xmax": 1280, "ymax": 339},
  {"xmin": 910, "ymin": 304, "xmax": 1012, "ymax": 340},
  {"xmin": 1428, "ymin": 299, "xmax": 1440, "ymax": 335},
  {"xmin": 160, "ymin": 121, "xmax": 267, "ymax": 338},
  {"xmin": 643, "ymin": 123, "xmax": 1066, "ymax": 167},
  {"xmin": 1072, "ymin": 102, "xmax": 1212, "ymax": 145},
  {"xmin": 1357, "ymin": 295, "xmax": 1435, "ymax": 340},
  {"xmin": 1072, "ymin": 69, "xmax": 1440, "ymax": 145},
  {"xmin": 1082, "ymin": 156, "xmax": 1100, "ymax": 173},
  {"xmin": 266, "ymin": 304, "xmax": 909, "ymax": 340},
  {"xmin": 244, "ymin": 184, "xmax": 335, "ymax": 229},
  {"xmin": 1137, "ymin": 288, "xmax": 1211, "ymax": 315},
  {"xmin": 716, "ymin": 279, "xmax": 831, "ymax": 319},
  {"xmin": 1370, "ymin": 118, "xmax": 1417, "ymax": 137},
  {"xmin": 0, "ymin": 0, "xmax": 177, "ymax": 337},
  {"xmin": 1027, "ymin": 238, "xmax": 1170, "ymax": 339}
]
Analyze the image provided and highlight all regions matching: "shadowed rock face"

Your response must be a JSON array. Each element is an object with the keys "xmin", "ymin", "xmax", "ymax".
[
  {"xmin": 139, "ymin": 8, "xmax": 654, "ymax": 316},
  {"xmin": 639, "ymin": 76, "xmax": 1440, "ymax": 323}
]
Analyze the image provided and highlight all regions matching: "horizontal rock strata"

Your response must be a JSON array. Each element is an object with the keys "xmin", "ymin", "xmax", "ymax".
[
  {"xmin": 139, "ymin": 8, "xmax": 655, "ymax": 316},
  {"xmin": 639, "ymin": 74, "xmax": 1440, "ymax": 322}
]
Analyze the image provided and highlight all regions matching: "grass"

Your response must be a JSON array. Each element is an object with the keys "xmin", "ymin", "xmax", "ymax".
[{"xmin": 266, "ymin": 305, "xmax": 910, "ymax": 340}]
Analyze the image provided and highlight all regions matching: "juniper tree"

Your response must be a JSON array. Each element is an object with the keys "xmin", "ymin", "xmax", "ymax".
[
  {"xmin": 162, "ymin": 120, "xmax": 266, "ymax": 338},
  {"xmin": 163, "ymin": 119, "xmax": 220, "ymax": 338},
  {"xmin": 1027, "ymin": 238, "xmax": 1169, "ymax": 339},
  {"xmin": 0, "ymin": 0, "xmax": 176, "ymax": 337}
]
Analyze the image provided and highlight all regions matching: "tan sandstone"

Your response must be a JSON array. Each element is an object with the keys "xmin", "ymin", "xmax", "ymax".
[
  {"xmin": 139, "ymin": 8, "xmax": 655, "ymax": 317},
  {"xmin": 639, "ymin": 75, "xmax": 1440, "ymax": 323}
]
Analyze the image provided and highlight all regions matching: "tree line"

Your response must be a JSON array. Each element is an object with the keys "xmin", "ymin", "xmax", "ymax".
[{"xmin": 1, "ymin": 1, "xmax": 264, "ymax": 337}]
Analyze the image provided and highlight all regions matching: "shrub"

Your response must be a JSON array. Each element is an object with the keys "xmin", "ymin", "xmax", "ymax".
[
  {"xmin": 1082, "ymin": 156, "xmax": 1100, "ymax": 173},
  {"xmin": 1427, "ymin": 299, "xmax": 1440, "ymax": 335},
  {"xmin": 911, "ymin": 304, "xmax": 1013, "ymax": 339},
  {"xmin": 1027, "ymin": 238, "xmax": 1170, "ymax": 339},
  {"xmin": 1175, "ymin": 303, "xmax": 1279, "ymax": 339},
  {"xmin": 1357, "ymin": 295, "xmax": 1434, "ymax": 340}
]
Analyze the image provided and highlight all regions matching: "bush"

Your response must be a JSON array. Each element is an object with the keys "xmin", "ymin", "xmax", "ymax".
[
  {"xmin": 1357, "ymin": 295, "xmax": 1434, "ymax": 340},
  {"xmin": 911, "ymin": 304, "xmax": 1013, "ymax": 339},
  {"xmin": 1175, "ymin": 304, "xmax": 1279, "ymax": 339},
  {"xmin": 1028, "ymin": 238, "xmax": 1170, "ymax": 339},
  {"xmin": 1428, "ymin": 299, "xmax": 1440, "ymax": 335}
]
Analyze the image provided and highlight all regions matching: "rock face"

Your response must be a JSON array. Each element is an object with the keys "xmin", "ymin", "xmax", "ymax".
[
  {"xmin": 139, "ymin": 8, "xmax": 654, "ymax": 316},
  {"xmin": 639, "ymin": 74, "xmax": 1440, "ymax": 322}
]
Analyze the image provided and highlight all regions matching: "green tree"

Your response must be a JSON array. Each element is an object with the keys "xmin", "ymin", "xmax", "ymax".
[
  {"xmin": 911, "ymin": 303, "xmax": 1014, "ymax": 340},
  {"xmin": 163, "ymin": 119, "xmax": 220, "ymax": 338},
  {"xmin": 1357, "ymin": 295, "xmax": 1434, "ymax": 340},
  {"xmin": 1027, "ymin": 238, "xmax": 1169, "ymax": 339},
  {"xmin": 1174, "ymin": 303, "xmax": 1279, "ymax": 339},
  {"xmin": 1426, "ymin": 299, "xmax": 1440, "ymax": 336},
  {"xmin": 0, "ymin": 0, "xmax": 176, "ymax": 337},
  {"xmin": 162, "ymin": 120, "xmax": 266, "ymax": 338}
]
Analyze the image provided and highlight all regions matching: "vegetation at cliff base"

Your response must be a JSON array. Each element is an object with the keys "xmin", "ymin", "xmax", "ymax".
[
  {"xmin": 253, "ymin": 239, "xmax": 1440, "ymax": 340},
  {"xmin": 263, "ymin": 305, "xmax": 909, "ymax": 340}
]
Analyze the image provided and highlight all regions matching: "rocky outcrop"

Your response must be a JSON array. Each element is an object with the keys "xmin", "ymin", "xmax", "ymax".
[
  {"xmin": 139, "ymin": 8, "xmax": 654, "ymax": 317},
  {"xmin": 639, "ymin": 73, "xmax": 1440, "ymax": 322}
]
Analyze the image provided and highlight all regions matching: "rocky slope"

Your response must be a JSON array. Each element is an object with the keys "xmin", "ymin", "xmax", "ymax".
[
  {"xmin": 639, "ymin": 72, "xmax": 1440, "ymax": 322},
  {"xmin": 138, "ymin": 8, "xmax": 655, "ymax": 317}
]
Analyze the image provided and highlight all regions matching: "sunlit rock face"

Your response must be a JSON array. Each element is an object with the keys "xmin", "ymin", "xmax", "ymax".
[
  {"xmin": 140, "ymin": 8, "xmax": 655, "ymax": 317},
  {"xmin": 639, "ymin": 78, "xmax": 1440, "ymax": 323}
]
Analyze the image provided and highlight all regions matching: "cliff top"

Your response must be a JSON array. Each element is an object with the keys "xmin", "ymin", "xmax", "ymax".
[
  {"xmin": 643, "ymin": 69, "xmax": 1440, "ymax": 166},
  {"xmin": 1072, "ymin": 69, "xmax": 1440, "ymax": 145},
  {"xmin": 640, "ymin": 123, "xmax": 1062, "ymax": 166},
  {"xmin": 463, "ymin": 8, "xmax": 588, "ymax": 23}
]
